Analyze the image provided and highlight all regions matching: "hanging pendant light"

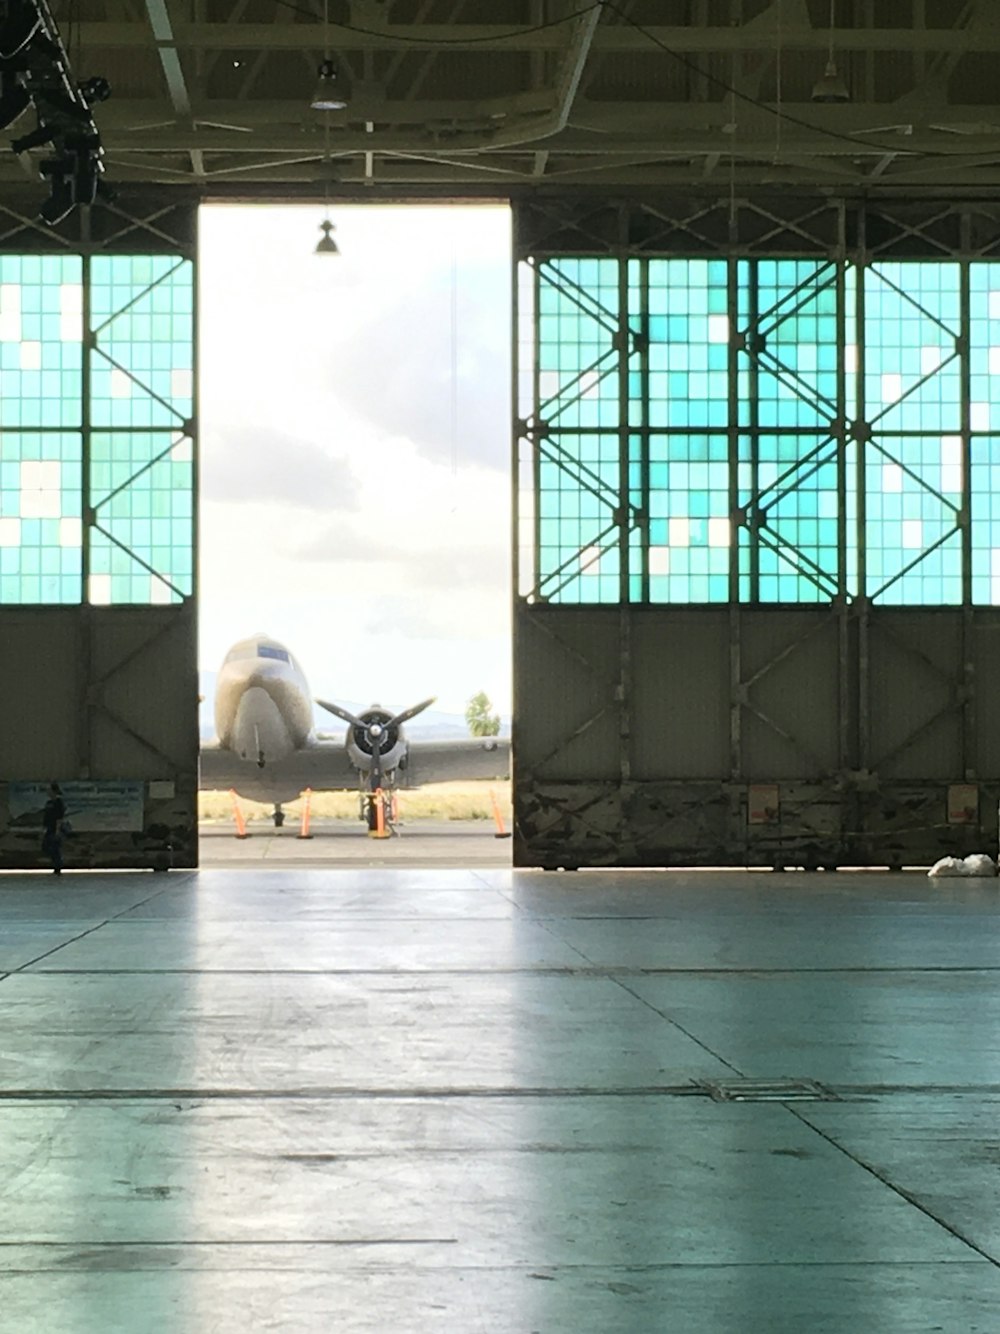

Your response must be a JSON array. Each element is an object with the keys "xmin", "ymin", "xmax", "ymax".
[
  {"xmin": 310, "ymin": 0, "xmax": 347, "ymax": 111},
  {"xmin": 311, "ymin": 59, "xmax": 346, "ymax": 111},
  {"xmin": 315, "ymin": 219, "xmax": 339, "ymax": 255},
  {"xmin": 812, "ymin": 0, "xmax": 849, "ymax": 103}
]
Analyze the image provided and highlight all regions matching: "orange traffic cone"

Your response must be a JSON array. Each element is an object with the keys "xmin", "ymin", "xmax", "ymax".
[
  {"xmin": 298, "ymin": 788, "xmax": 314, "ymax": 840},
  {"xmin": 229, "ymin": 790, "xmax": 250, "ymax": 840},
  {"xmin": 490, "ymin": 788, "xmax": 512, "ymax": 839}
]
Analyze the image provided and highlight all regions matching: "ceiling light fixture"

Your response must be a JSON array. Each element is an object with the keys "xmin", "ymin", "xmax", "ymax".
[
  {"xmin": 310, "ymin": 0, "xmax": 346, "ymax": 111},
  {"xmin": 811, "ymin": 0, "xmax": 849, "ymax": 103},
  {"xmin": 315, "ymin": 218, "xmax": 339, "ymax": 255},
  {"xmin": 313, "ymin": 86, "xmax": 339, "ymax": 256}
]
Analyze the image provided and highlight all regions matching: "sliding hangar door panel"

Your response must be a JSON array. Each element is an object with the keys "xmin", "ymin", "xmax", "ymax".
[
  {"xmin": 0, "ymin": 193, "xmax": 198, "ymax": 870},
  {"xmin": 512, "ymin": 197, "xmax": 1000, "ymax": 868}
]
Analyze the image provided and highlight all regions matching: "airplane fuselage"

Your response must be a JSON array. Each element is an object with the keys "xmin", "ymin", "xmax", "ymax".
[{"xmin": 214, "ymin": 635, "xmax": 314, "ymax": 768}]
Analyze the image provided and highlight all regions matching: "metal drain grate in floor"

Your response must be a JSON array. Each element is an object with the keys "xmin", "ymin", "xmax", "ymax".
[{"xmin": 693, "ymin": 1077, "xmax": 839, "ymax": 1103}]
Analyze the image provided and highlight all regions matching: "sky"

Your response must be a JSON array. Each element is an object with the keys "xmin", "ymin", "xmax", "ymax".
[{"xmin": 198, "ymin": 203, "xmax": 512, "ymax": 721}]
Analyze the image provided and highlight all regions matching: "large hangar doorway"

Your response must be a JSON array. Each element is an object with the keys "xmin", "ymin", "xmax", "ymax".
[
  {"xmin": 197, "ymin": 202, "xmax": 512, "ymax": 856},
  {"xmin": 0, "ymin": 196, "xmax": 514, "ymax": 870},
  {"xmin": 197, "ymin": 203, "xmax": 511, "ymax": 735},
  {"xmin": 512, "ymin": 196, "xmax": 1000, "ymax": 870}
]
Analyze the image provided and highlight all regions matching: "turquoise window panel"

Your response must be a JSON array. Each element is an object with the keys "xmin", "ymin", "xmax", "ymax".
[
  {"xmin": 89, "ymin": 431, "xmax": 193, "ymax": 604},
  {"xmin": 517, "ymin": 262, "xmax": 536, "ymax": 420},
  {"xmin": 90, "ymin": 256, "xmax": 193, "ymax": 433},
  {"xmin": 638, "ymin": 259, "xmax": 728, "ymax": 430},
  {"xmin": 519, "ymin": 252, "xmax": 1000, "ymax": 608},
  {"xmin": 971, "ymin": 437, "xmax": 1000, "ymax": 604},
  {"xmin": 738, "ymin": 260, "xmax": 839, "ymax": 431},
  {"xmin": 536, "ymin": 258, "xmax": 620, "ymax": 432},
  {"xmin": 0, "ymin": 431, "xmax": 82, "ymax": 603},
  {"xmin": 865, "ymin": 435, "xmax": 963, "ymax": 604},
  {"xmin": 87, "ymin": 256, "xmax": 194, "ymax": 605},
  {"xmin": 742, "ymin": 530, "xmax": 830, "ymax": 603},
  {"xmin": 646, "ymin": 434, "xmax": 729, "ymax": 603},
  {"xmin": 0, "ymin": 252, "xmax": 194, "ymax": 609},
  {"xmin": 968, "ymin": 263, "xmax": 1000, "ymax": 431},
  {"xmin": 0, "ymin": 255, "xmax": 83, "ymax": 430},
  {"xmin": 536, "ymin": 432, "xmax": 622, "ymax": 603},
  {"xmin": 864, "ymin": 264, "xmax": 961, "ymax": 433},
  {"xmin": 738, "ymin": 434, "xmax": 840, "ymax": 602}
]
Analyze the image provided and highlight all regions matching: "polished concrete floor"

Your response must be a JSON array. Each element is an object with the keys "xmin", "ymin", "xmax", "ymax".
[{"xmin": 0, "ymin": 865, "xmax": 999, "ymax": 1331}]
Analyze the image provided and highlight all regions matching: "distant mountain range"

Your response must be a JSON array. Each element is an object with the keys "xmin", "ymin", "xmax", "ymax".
[{"xmin": 198, "ymin": 671, "xmax": 509, "ymax": 743}]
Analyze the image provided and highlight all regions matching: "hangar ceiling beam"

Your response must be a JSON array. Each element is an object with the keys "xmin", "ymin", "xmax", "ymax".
[
  {"xmin": 73, "ymin": 22, "xmax": 1000, "ymax": 53},
  {"xmin": 143, "ymin": 0, "xmax": 204, "ymax": 178},
  {"xmin": 91, "ymin": 124, "xmax": 995, "ymax": 158},
  {"xmin": 93, "ymin": 99, "xmax": 1000, "ymax": 136}
]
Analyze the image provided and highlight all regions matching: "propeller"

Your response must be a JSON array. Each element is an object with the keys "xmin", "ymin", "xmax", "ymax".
[{"xmin": 316, "ymin": 696, "xmax": 436, "ymax": 790}]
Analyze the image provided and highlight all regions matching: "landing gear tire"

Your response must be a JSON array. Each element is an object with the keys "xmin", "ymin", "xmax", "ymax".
[{"xmin": 273, "ymin": 805, "xmax": 285, "ymax": 828}]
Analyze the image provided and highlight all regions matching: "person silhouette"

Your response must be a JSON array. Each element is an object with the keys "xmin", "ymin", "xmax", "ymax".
[{"xmin": 41, "ymin": 782, "xmax": 66, "ymax": 874}]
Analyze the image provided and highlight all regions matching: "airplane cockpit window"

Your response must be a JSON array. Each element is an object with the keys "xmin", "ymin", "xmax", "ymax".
[{"xmin": 222, "ymin": 642, "xmax": 292, "ymax": 665}]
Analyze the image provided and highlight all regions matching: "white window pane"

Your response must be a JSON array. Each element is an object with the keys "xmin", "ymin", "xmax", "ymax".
[
  {"xmin": 19, "ymin": 341, "xmax": 41, "ymax": 370},
  {"xmin": 669, "ymin": 517, "xmax": 690, "ymax": 546},
  {"xmin": 59, "ymin": 517, "xmax": 82, "ymax": 547},
  {"xmin": 708, "ymin": 517, "xmax": 731, "ymax": 547},
  {"xmin": 902, "ymin": 519, "xmax": 923, "ymax": 549},
  {"xmin": 89, "ymin": 574, "xmax": 112, "ymax": 604},
  {"xmin": 882, "ymin": 464, "xmax": 903, "ymax": 493},
  {"xmin": 881, "ymin": 373, "xmax": 902, "ymax": 404}
]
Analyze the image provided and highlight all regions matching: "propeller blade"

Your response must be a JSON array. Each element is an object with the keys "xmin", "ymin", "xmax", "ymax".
[
  {"xmin": 390, "ymin": 697, "xmax": 436, "ymax": 728},
  {"xmin": 316, "ymin": 698, "xmax": 365, "ymax": 728}
]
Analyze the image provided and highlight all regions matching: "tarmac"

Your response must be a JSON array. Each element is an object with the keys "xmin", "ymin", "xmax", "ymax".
[{"xmin": 198, "ymin": 818, "xmax": 513, "ymax": 868}]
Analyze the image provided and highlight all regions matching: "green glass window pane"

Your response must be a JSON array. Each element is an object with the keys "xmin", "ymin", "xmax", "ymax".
[
  {"xmin": 866, "ymin": 435, "xmax": 962, "ymax": 605},
  {"xmin": 0, "ymin": 430, "xmax": 83, "ymax": 604},
  {"xmin": 971, "ymin": 437, "xmax": 1000, "ymax": 604},
  {"xmin": 864, "ymin": 263, "xmax": 961, "ymax": 435}
]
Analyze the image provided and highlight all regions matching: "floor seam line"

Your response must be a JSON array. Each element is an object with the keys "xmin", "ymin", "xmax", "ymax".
[{"xmin": 785, "ymin": 1104, "xmax": 1000, "ymax": 1269}]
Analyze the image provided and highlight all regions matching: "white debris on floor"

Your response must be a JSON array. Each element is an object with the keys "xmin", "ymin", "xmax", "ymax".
[{"xmin": 928, "ymin": 853, "xmax": 998, "ymax": 878}]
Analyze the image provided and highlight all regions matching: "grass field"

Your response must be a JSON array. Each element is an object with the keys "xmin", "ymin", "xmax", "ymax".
[{"xmin": 200, "ymin": 780, "xmax": 512, "ymax": 826}]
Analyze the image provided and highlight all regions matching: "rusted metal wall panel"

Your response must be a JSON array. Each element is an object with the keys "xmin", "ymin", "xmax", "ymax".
[
  {"xmin": 514, "ymin": 602, "xmax": 1000, "ymax": 869},
  {"xmin": 0, "ymin": 605, "xmax": 198, "ymax": 870},
  {"xmin": 631, "ymin": 611, "xmax": 730, "ymax": 780},
  {"xmin": 514, "ymin": 607, "xmax": 623, "ymax": 781},
  {"xmin": 739, "ymin": 610, "xmax": 843, "ymax": 780},
  {"xmin": 866, "ymin": 611, "xmax": 965, "ymax": 781}
]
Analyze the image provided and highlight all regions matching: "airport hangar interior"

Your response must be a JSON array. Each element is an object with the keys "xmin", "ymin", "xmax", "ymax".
[{"xmin": 3, "ymin": 2, "xmax": 1000, "ymax": 1330}]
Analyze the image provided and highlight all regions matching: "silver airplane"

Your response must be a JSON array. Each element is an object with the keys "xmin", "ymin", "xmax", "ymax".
[{"xmin": 199, "ymin": 634, "xmax": 509, "ymax": 829}]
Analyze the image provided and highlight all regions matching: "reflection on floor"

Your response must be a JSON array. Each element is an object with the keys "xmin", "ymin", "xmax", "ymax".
[{"xmin": 0, "ymin": 866, "xmax": 998, "ymax": 1330}]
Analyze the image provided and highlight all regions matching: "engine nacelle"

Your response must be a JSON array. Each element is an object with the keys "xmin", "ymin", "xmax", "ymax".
[{"xmin": 345, "ymin": 708, "xmax": 407, "ymax": 778}]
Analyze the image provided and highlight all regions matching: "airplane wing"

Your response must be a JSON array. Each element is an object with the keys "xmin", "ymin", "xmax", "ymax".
[
  {"xmin": 401, "ymin": 737, "xmax": 510, "ymax": 787},
  {"xmin": 200, "ymin": 741, "xmax": 358, "ymax": 798},
  {"xmin": 200, "ymin": 736, "xmax": 510, "ymax": 796}
]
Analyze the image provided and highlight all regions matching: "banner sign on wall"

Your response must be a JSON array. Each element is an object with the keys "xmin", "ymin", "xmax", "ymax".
[{"xmin": 8, "ymin": 781, "xmax": 145, "ymax": 833}]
